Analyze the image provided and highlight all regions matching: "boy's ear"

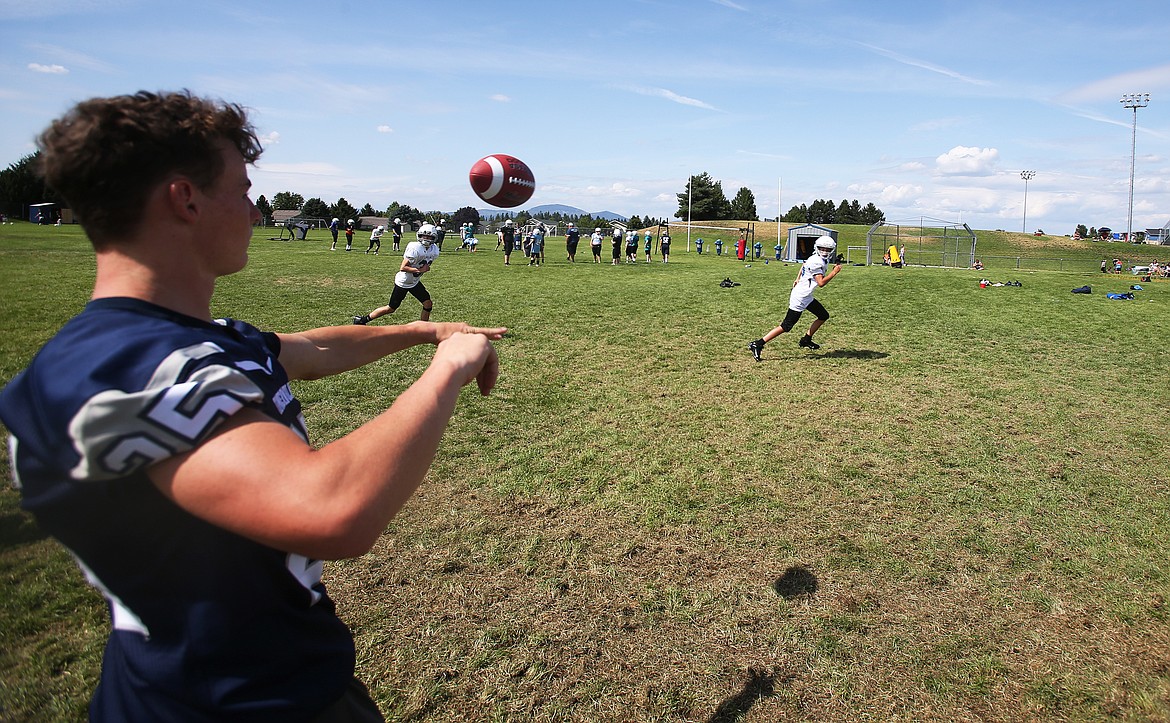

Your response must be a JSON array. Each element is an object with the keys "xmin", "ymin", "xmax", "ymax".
[{"xmin": 166, "ymin": 178, "xmax": 199, "ymax": 223}]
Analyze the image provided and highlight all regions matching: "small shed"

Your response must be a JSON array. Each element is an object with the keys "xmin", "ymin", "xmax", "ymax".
[
  {"xmin": 358, "ymin": 216, "xmax": 389, "ymax": 231},
  {"xmin": 1147, "ymin": 220, "xmax": 1170, "ymax": 245},
  {"xmin": 783, "ymin": 223, "xmax": 837, "ymax": 263},
  {"xmin": 271, "ymin": 210, "xmax": 302, "ymax": 226}
]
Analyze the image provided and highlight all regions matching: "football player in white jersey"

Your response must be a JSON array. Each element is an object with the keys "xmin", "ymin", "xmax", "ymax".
[
  {"xmin": 354, "ymin": 223, "xmax": 442, "ymax": 324},
  {"xmin": 748, "ymin": 236, "xmax": 842, "ymax": 361},
  {"xmin": 365, "ymin": 224, "xmax": 384, "ymax": 254}
]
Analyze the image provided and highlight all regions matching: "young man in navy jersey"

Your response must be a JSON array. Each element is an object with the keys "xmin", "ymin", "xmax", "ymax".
[
  {"xmin": 391, "ymin": 217, "xmax": 403, "ymax": 251},
  {"xmin": 500, "ymin": 219, "xmax": 517, "ymax": 265},
  {"xmin": 565, "ymin": 222, "xmax": 580, "ymax": 262},
  {"xmin": 0, "ymin": 91, "xmax": 505, "ymax": 722}
]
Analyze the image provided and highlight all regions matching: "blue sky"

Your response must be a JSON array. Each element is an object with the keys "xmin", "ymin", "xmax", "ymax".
[{"xmin": 2, "ymin": 0, "xmax": 1169, "ymax": 235}]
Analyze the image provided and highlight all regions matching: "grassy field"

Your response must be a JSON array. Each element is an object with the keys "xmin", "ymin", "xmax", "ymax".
[{"xmin": 2, "ymin": 221, "xmax": 1170, "ymax": 721}]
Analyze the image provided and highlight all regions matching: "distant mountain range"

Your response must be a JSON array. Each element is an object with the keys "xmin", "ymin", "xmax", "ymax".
[{"xmin": 478, "ymin": 204, "xmax": 627, "ymax": 222}]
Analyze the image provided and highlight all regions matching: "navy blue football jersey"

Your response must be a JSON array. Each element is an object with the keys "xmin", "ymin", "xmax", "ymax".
[{"xmin": 0, "ymin": 297, "xmax": 355, "ymax": 722}]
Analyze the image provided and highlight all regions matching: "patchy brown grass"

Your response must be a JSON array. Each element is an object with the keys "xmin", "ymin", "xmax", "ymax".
[
  {"xmin": 3, "ymin": 226, "xmax": 1170, "ymax": 721},
  {"xmin": 327, "ymin": 471, "xmax": 1170, "ymax": 721}
]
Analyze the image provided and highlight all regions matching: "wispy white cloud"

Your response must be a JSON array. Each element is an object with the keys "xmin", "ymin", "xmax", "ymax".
[
  {"xmin": 254, "ymin": 161, "xmax": 344, "ymax": 177},
  {"xmin": 212, "ymin": 72, "xmax": 397, "ymax": 108},
  {"xmin": 490, "ymin": 94, "xmax": 510, "ymax": 103},
  {"xmin": 1052, "ymin": 104, "xmax": 1170, "ymax": 141},
  {"xmin": 617, "ymin": 85, "xmax": 720, "ymax": 111},
  {"xmin": 28, "ymin": 63, "xmax": 67, "ymax": 74},
  {"xmin": 1061, "ymin": 107, "xmax": 1133, "ymax": 131},
  {"xmin": 736, "ymin": 149, "xmax": 790, "ymax": 160},
  {"xmin": 0, "ymin": 0, "xmax": 134, "ymax": 20},
  {"xmin": 1057, "ymin": 63, "xmax": 1170, "ymax": 105},
  {"xmin": 377, "ymin": 125, "xmax": 393, "ymax": 133},
  {"xmin": 26, "ymin": 43, "xmax": 116, "ymax": 72},
  {"xmin": 910, "ymin": 117, "xmax": 964, "ymax": 132},
  {"xmin": 857, "ymin": 43, "xmax": 993, "ymax": 87},
  {"xmin": 711, "ymin": 0, "xmax": 748, "ymax": 11}
]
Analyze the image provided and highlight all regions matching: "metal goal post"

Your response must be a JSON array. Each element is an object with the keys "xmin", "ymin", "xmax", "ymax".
[{"xmin": 865, "ymin": 218, "xmax": 977, "ymax": 268}]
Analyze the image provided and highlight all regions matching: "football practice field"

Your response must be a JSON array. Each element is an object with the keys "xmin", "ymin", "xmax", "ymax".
[{"xmin": 2, "ymin": 222, "xmax": 1169, "ymax": 721}]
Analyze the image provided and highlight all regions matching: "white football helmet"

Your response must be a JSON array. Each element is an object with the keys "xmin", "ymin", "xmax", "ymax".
[
  {"xmin": 332, "ymin": 217, "xmax": 339, "ymax": 224},
  {"xmin": 417, "ymin": 223, "xmax": 438, "ymax": 247},
  {"xmin": 394, "ymin": 217, "xmax": 401, "ymax": 224},
  {"xmin": 815, "ymin": 237, "xmax": 837, "ymax": 260},
  {"xmin": 504, "ymin": 219, "xmax": 513, "ymax": 227}
]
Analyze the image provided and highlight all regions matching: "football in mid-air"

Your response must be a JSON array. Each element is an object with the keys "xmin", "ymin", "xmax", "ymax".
[{"xmin": 468, "ymin": 154, "xmax": 535, "ymax": 208}]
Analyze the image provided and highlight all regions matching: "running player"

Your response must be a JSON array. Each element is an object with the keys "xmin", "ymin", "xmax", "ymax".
[
  {"xmin": 748, "ymin": 236, "xmax": 842, "ymax": 360},
  {"xmin": 354, "ymin": 223, "xmax": 442, "ymax": 323}
]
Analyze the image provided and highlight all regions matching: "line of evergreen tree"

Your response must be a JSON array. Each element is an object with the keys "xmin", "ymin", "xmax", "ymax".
[
  {"xmin": 671, "ymin": 172, "xmax": 887, "ymax": 226},
  {"xmin": 0, "ymin": 153, "xmax": 57, "ymax": 218},
  {"xmin": 674, "ymin": 172, "xmax": 759, "ymax": 222},
  {"xmin": 783, "ymin": 198, "xmax": 885, "ymax": 226}
]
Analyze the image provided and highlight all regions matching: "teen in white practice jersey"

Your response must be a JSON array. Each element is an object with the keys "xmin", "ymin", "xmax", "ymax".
[
  {"xmin": 354, "ymin": 223, "xmax": 442, "ymax": 324},
  {"xmin": 748, "ymin": 236, "xmax": 842, "ymax": 360}
]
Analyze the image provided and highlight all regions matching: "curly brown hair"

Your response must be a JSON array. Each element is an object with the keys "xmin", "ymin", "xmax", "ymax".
[{"xmin": 36, "ymin": 90, "xmax": 263, "ymax": 246}]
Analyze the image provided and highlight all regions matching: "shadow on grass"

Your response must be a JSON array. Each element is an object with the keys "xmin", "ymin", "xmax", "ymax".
[
  {"xmin": 706, "ymin": 667, "xmax": 791, "ymax": 723},
  {"xmin": 773, "ymin": 565, "xmax": 818, "ymax": 599},
  {"xmin": 817, "ymin": 349, "xmax": 888, "ymax": 360},
  {"xmin": 0, "ymin": 508, "xmax": 48, "ymax": 551},
  {"xmin": 756, "ymin": 349, "xmax": 888, "ymax": 362}
]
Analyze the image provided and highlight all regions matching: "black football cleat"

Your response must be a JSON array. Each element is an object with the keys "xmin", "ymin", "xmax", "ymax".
[{"xmin": 748, "ymin": 339, "xmax": 763, "ymax": 362}]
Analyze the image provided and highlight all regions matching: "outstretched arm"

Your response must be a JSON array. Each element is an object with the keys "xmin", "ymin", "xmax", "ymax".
[
  {"xmin": 148, "ymin": 332, "xmax": 501, "ymax": 560},
  {"xmin": 277, "ymin": 320, "xmax": 506, "ymax": 380}
]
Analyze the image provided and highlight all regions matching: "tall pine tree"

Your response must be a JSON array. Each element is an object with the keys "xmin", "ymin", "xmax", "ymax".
[
  {"xmin": 730, "ymin": 187, "xmax": 758, "ymax": 221},
  {"xmin": 676, "ymin": 172, "xmax": 731, "ymax": 221}
]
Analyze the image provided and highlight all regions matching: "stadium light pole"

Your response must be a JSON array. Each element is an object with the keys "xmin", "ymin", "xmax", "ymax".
[
  {"xmin": 1120, "ymin": 93, "xmax": 1150, "ymax": 243},
  {"xmin": 1019, "ymin": 170, "xmax": 1035, "ymax": 234},
  {"xmin": 686, "ymin": 176, "xmax": 692, "ymax": 251}
]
